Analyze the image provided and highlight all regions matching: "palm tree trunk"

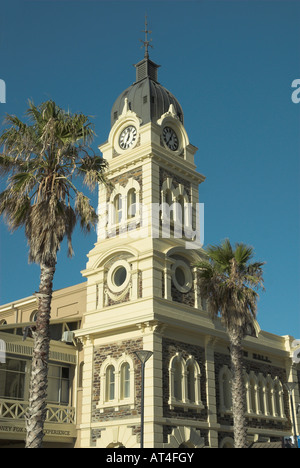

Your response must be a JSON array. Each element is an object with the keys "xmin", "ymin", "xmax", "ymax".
[
  {"xmin": 228, "ymin": 328, "xmax": 248, "ymax": 448},
  {"xmin": 25, "ymin": 261, "xmax": 56, "ymax": 449}
]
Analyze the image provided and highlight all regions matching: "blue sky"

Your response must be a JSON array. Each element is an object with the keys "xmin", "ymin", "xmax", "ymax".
[{"xmin": 0, "ymin": 0, "xmax": 299, "ymax": 338}]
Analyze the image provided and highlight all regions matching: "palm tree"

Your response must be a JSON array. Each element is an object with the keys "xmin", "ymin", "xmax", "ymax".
[
  {"xmin": 0, "ymin": 100, "xmax": 107, "ymax": 448},
  {"xmin": 195, "ymin": 239, "xmax": 264, "ymax": 448}
]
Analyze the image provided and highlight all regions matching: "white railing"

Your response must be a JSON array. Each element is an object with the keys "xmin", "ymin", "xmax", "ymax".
[{"xmin": 0, "ymin": 399, "xmax": 75, "ymax": 424}]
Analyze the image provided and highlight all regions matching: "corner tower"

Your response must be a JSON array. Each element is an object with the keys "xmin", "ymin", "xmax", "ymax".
[{"xmin": 77, "ymin": 42, "xmax": 208, "ymax": 448}]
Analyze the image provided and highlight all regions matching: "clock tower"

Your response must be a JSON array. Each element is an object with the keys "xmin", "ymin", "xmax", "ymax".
[{"xmin": 77, "ymin": 40, "xmax": 209, "ymax": 448}]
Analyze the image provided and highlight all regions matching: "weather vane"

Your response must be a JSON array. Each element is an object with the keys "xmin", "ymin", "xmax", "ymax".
[{"xmin": 140, "ymin": 14, "xmax": 153, "ymax": 59}]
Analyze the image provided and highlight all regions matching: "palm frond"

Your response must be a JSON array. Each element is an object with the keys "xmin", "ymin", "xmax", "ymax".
[
  {"xmin": 195, "ymin": 239, "xmax": 265, "ymax": 336},
  {"xmin": 0, "ymin": 99, "xmax": 107, "ymax": 264}
]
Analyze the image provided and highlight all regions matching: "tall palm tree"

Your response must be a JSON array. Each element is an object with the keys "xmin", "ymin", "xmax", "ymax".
[
  {"xmin": 0, "ymin": 100, "xmax": 107, "ymax": 448},
  {"xmin": 195, "ymin": 239, "xmax": 265, "ymax": 448}
]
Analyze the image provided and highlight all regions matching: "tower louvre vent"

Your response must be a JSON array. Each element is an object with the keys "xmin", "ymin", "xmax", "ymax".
[{"xmin": 135, "ymin": 58, "xmax": 160, "ymax": 83}]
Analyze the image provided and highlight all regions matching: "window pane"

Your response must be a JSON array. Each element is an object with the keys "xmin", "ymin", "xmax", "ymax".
[
  {"xmin": 49, "ymin": 324, "xmax": 63, "ymax": 341},
  {"xmin": 114, "ymin": 195, "xmax": 122, "ymax": 224},
  {"xmin": 48, "ymin": 377, "xmax": 60, "ymax": 403},
  {"xmin": 47, "ymin": 365, "xmax": 70, "ymax": 404},
  {"xmin": 60, "ymin": 379, "xmax": 69, "ymax": 405},
  {"xmin": 127, "ymin": 189, "xmax": 137, "ymax": 218},
  {"xmin": 106, "ymin": 366, "xmax": 115, "ymax": 401},
  {"xmin": 0, "ymin": 359, "xmax": 26, "ymax": 400},
  {"xmin": 121, "ymin": 363, "xmax": 130, "ymax": 399},
  {"xmin": 173, "ymin": 361, "xmax": 182, "ymax": 400},
  {"xmin": 187, "ymin": 365, "xmax": 195, "ymax": 403},
  {"xmin": 61, "ymin": 367, "xmax": 69, "ymax": 379},
  {"xmin": 48, "ymin": 365, "xmax": 60, "ymax": 378}
]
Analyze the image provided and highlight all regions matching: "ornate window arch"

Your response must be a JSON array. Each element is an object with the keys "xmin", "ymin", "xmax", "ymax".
[
  {"xmin": 257, "ymin": 373, "xmax": 266, "ymax": 415},
  {"xmin": 125, "ymin": 178, "xmax": 141, "ymax": 221},
  {"xmin": 98, "ymin": 353, "xmax": 135, "ymax": 411},
  {"xmin": 219, "ymin": 367, "xmax": 286, "ymax": 421},
  {"xmin": 108, "ymin": 179, "xmax": 141, "ymax": 228},
  {"xmin": 219, "ymin": 365, "xmax": 232, "ymax": 414},
  {"xmin": 161, "ymin": 178, "xmax": 190, "ymax": 230},
  {"xmin": 173, "ymin": 183, "xmax": 190, "ymax": 229},
  {"xmin": 265, "ymin": 375, "xmax": 274, "ymax": 417},
  {"xmin": 127, "ymin": 188, "xmax": 136, "ymax": 219},
  {"xmin": 105, "ymin": 364, "xmax": 115, "ymax": 402},
  {"xmin": 186, "ymin": 356, "xmax": 201, "ymax": 405},
  {"xmin": 273, "ymin": 377, "xmax": 285, "ymax": 418},
  {"xmin": 161, "ymin": 178, "xmax": 175, "ymax": 224},
  {"xmin": 169, "ymin": 353, "xmax": 184, "ymax": 404},
  {"xmin": 109, "ymin": 184, "xmax": 127, "ymax": 227},
  {"xmin": 246, "ymin": 371, "xmax": 258, "ymax": 415},
  {"xmin": 120, "ymin": 362, "xmax": 130, "ymax": 399},
  {"xmin": 168, "ymin": 353, "xmax": 204, "ymax": 412},
  {"xmin": 117, "ymin": 353, "xmax": 135, "ymax": 404},
  {"xmin": 113, "ymin": 194, "xmax": 122, "ymax": 225},
  {"xmin": 30, "ymin": 310, "xmax": 38, "ymax": 322}
]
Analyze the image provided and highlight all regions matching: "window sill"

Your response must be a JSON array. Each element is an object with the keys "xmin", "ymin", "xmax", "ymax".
[
  {"xmin": 220, "ymin": 408, "xmax": 287, "ymax": 422},
  {"xmin": 168, "ymin": 398, "xmax": 204, "ymax": 413},
  {"xmin": 96, "ymin": 399, "xmax": 135, "ymax": 413},
  {"xmin": 246, "ymin": 411, "xmax": 287, "ymax": 422}
]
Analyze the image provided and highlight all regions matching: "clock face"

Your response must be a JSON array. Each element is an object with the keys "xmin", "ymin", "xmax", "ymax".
[
  {"xmin": 119, "ymin": 125, "xmax": 137, "ymax": 150},
  {"xmin": 163, "ymin": 126, "xmax": 179, "ymax": 151}
]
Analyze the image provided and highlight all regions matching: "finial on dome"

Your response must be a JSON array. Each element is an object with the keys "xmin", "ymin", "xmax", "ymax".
[
  {"xmin": 140, "ymin": 14, "xmax": 153, "ymax": 59},
  {"xmin": 135, "ymin": 15, "xmax": 160, "ymax": 83},
  {"xmin": 121, "ymin": 98, "xmax": 130, "ymax": 115}
]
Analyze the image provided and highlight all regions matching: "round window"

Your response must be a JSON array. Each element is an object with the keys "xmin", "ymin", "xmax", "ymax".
[
  {"xmin": 107, "ymin": 260, "xmax": 131, "ymax": 293},
  {"xmin": 175, "ymin": 266, "xmax": 186, "ymax": 287},
  {"xmin": 172, "ymin": 259, "xmax": 192, "ymax": 293},
  {"xmin": 113, "ymin": 266, "xmax": 127, "ymax": 287}
]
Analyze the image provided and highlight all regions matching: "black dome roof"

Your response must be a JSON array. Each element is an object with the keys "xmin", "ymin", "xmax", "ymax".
[{"xmin": 111, "ymin": 57, "xmax": 184, "ymax": 127}]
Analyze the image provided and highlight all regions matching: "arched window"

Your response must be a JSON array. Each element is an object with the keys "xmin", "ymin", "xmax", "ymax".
[
  {"xmin": 165, "ymin": 189, "xmax": 172, "ymax": 206},
  {"xmin": 273, "ymin": 378, "xmax": 284, "ymax": 418},
  {"xmin": 187, "ymin": 362, "xmax": 196, "ymax": 403},
  {"xmin": 177, "ymin": 195, "xmax": 185, "ymax": 226},
  {"xmin": 98, "ymin": 354, "xmax": 135, "ymax": 410},
  {"xmin": 257, "ymin": 376, "xmax": 265, "ymax": 415},
  {"xmin": 173, "ymin": 359, "xmax": 183, "ymax": 400},
  {"xmin": 164, "ymin": 189, "xmax": 174, "ymax": 221},
  {"xmin": 30, "ymin": 310, "xmax": 38, "ymax": 322},
  {"xmin": 249, "ymin": 375, "xmax": 257, "ymax": 414},
  {"xmin": 127, "ymin": 188, "xmax": 137, "ymax": 219},
  {"xmin": 169, "ymin": 354, "xmax": 204, "ymax": 411},
  {"xmin": 114, "ymin": 194, "xmax": 122, "ymax": 224},
  {"xmin": 105, "ymin": 365, "xmax": 115, "ymax": 402},
  {"xmin": 266, "ymin": 380, "xmax": 273, "ymax": 416},
  {"xmin": 120, "ymin": 362, "xmax": 130, "ymax": 400},
  {"xmin": 219, "ymin": 366, "xmax": 232, "ymax": 413}
]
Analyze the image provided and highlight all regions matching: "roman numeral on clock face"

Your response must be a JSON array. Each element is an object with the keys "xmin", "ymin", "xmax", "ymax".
[{"xmin": 119, "ymin": 126, "xmax": 137, "ymax": 149}]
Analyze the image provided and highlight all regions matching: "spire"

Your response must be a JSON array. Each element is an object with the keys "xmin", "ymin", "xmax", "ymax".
[
  {"xmin": 140, "ymin": 14, "xmax": 153, "ymax": 59},
  {"xmin": 135, "ymin": 15, "xmax": 160, "ymax": 83}
]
